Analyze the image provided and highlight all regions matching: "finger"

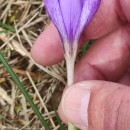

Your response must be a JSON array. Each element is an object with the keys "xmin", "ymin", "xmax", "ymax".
[
  {"xmin": 59, "ymin": 67, "xmax": 130, "ymax": 125},
  {"xmin": 58, "ymin": 103, "xmax": 68, "ymax": 123},
  {"xmin": 60, "ymin": 81, "xmax": 130, "ymax": 130},
  {"xmin": 120, "ymin": 0, "xmax": 130, "ymax": 22},
  {"xmin": 31, "ymin": 24, "xmax": 64, "ymax": 66},
  {"xmin": 31, "ymin": 0, "xmax": 127, "ymax": 66},
  {"xmin": 118, "ymin": 68, "xmax": 130, "ymax": 86},
  {"xmin": 74, "ymin": 25, "xmax": 130, "ymax": 82},
  {"xmin": 83, "ymin": 0, "xmax": 125, "ymax": 40}
]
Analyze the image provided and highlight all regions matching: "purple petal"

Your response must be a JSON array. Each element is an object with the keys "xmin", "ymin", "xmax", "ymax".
[
  {"xmin": 44, "ymin": 0, "xmax": 101, "ymax": 53},
  {"xmin": 44, "ymin": 0, "xmax": 67, "ymax": 40},
  {"xmin": 59, "ymin": 0, "xmax": 83, "ymax": 43},
  {"xmin": 75, "ymin": 0, "xmax": 101, "ymax": 40}
]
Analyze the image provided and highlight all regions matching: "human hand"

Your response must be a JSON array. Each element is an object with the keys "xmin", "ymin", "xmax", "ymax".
[{"xmin": 31, "ymin": 0, "xmax": 130, "ymax": 130}]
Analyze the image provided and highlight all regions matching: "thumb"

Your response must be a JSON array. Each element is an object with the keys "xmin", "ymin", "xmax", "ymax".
[{"xmin": 60, "ymin": 81, "xmax": 130, "ymax": 130}]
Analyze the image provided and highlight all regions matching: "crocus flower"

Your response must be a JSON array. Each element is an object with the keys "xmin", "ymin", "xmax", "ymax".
[
  {"xmin": 44, "ymin": 0, "xmax": 100, "ymax": 86},
  {"xmin": 43, "ymin": 1, "xmax": 100, "ymax": 129},
  {"xmin": 44, "ymin": 0, "xmax": 100, "ymax": 55}
]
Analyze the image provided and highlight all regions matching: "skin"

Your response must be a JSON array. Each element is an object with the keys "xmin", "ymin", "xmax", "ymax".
[{"xmin": 31, "ymin": 0, "xmax": 130, "ymax": 130}]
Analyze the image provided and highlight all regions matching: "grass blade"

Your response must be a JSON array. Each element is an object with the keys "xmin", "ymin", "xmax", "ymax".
[
  {"xmin": 0, "ymin": 52, "xmax": 51, "ymax": 130},
  {"xmin": 0, "ymin": 30, "xmax": 8, "ymax": 33},
  {"xmin": 81, "ymin": 40, "xmax": 94, "ymax": 55},
  {"xmin": 54, "ymin": 109, "xmax": 66, "ymax": 130},
  {"xmin": 51, "ymin": 96, "xmax": 66, "ymax": 130},
  {"xmin": 0, "ymin": 22, "xmax": 15, "ymax": 32}
]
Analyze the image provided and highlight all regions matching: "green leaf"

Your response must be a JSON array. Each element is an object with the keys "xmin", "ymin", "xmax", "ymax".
[
  {"xmin": 81, "ymin": 40, "xmax": 94, "ymax": 55},
  {"xmin": 51, "ymin": 96, "xmax": 66, "ymax": 130},
  {"xmin": 0, "ymin": 52, "xmax": 51, "ymax": 130},
  {"xmin": 0, "ymin": 22, "xmax": 15, "ymax": 32}
]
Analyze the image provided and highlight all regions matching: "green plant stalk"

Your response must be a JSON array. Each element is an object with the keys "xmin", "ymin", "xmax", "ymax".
[
  {"xmin": 68, "ymin": 123, "xmax": 77, "ymax": 130},
  {"xmin": 81, "ymin": 40, "xmax": 94, "ymax": 55},
  {"xmin": 0, "ymin": 52, "xmax": 51, "ymax": 130},
  {"xmin": 0, "ymin": 22, "xmax": 15, "ymax": 32},
  {"xmin": 51, "ymin": 95, "xmax": 66, "ymax": 130}
]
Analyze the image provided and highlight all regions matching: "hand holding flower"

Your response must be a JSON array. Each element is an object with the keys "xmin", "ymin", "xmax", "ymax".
[{"xmin": 31, "ymin": 0, "xmax": 130, "ymax": 130}]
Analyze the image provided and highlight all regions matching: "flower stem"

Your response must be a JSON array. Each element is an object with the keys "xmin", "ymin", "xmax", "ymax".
[
  {"xmin": 68, "ymin": 122, "xmax": 77, "ymax": 130},
  {"xmin": 64, "ymin": 42, "xmax": 78, "ymax": 130},
  {"xmin": 66, "ymin": 55, "xmax": 78, "ymax": 130},
  {"xmin": 66, "ymin": 54, "xmax": 75, "ymax": 86}
]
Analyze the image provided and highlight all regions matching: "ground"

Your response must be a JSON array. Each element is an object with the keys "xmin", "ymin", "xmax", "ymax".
[{"xmin": 0, "ymin": 0, "xmax": 66, "ymax": 129}]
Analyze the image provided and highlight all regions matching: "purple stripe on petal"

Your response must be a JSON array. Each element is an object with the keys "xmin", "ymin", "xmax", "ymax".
[
  {"xmin": 44, "ymin": 0, "xmax": 101, "ymax": 55},
  {"xmin": 59, "ymin": 0, "xmax": 83, "ymax": 43},
  {"xmin": 44, "ymin": 0, "xmax": 67, "ymax": 40},
  {"xmin": 75, "ymin": 0, "xmax": 101, "ymax": 40}
]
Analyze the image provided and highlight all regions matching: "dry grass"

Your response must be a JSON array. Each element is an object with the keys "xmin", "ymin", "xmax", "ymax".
[{"xmin": 0, "ymin": 0, "xmax": 66, "ymax": 129}]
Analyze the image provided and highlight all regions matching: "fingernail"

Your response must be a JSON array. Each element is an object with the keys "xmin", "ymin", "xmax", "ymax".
[{"xmin": 62, "ymin": 83, "xmax": 90, "ymax": 129}]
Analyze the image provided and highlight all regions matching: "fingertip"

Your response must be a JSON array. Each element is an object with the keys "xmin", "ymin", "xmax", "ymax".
[
  {"xmin": 60, "ymin": 81, "xmax": 130, "ymax": 130},
  {"xmin": 61, "ymin": 82, "xmax": 91, "ymax": 129},
  {"xmin": 31, "ymin": 23, "xmax": 64, "ymax": 66},
  {"xmin": 58, "ymin": 103, "xmax": 68, "ymax": 124}
]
